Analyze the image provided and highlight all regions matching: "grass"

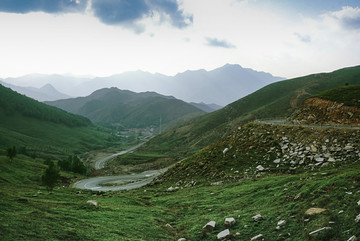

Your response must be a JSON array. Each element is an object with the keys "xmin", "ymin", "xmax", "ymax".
[
  {"xmin": 316, "ymin": 85, "xmax": 360, "ymax": 108},
  {"xmin": 141, "ymin": 65, "xmax": 360, "ymax": 157},
  {"xmin": 1, "ymin": 153, "xmax": 360, "ymax": 240},
  {"xmin": 94, "ymin": 153, "xmax": 173, "ymax": 176}
]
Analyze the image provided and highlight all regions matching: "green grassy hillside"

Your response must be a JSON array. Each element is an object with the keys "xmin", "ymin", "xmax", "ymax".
[
  {"xmin": 0, "ymin": 84, "xmax": 118, "ymax": 155},
  {"xmin": 141, "ymin": 65, "xmax": 360, "ymax": 157},
  {"xmin": 46, "ymin": 88, "xmax": 204, "ymax": 129},
  {"xmin": 316, "ymin": 85, "xmax": 360, "ymax": 108},
  {"xmin": 1, "ymin": 129, "xmax": 360, "ymax": 240}
]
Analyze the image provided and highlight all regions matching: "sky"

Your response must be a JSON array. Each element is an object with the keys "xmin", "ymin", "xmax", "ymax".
[{"xmin": 0, "ymin": 0, "xmax": 360, "ymax": 79}]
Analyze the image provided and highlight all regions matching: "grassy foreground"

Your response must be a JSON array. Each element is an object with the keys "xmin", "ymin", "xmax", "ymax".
[{"xmin": 1, "ymin": 152, "xmax": 360, "ymax": 240}]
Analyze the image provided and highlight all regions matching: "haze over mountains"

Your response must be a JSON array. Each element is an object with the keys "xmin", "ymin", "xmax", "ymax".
[
  {"xmin": 1, "ymin": 64, "xmax": 284, "ymax": 106},
  {"xmin": 0, "ymin": 81, "xmax": 70, "ymax": 102}
]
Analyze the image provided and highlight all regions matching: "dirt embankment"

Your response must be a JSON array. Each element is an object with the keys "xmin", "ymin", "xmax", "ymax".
[{"xmin": 288, "ymin": 97, "xmax": 360, "ymax": 126}]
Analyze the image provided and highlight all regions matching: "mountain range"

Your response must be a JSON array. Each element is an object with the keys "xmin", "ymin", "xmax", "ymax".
[
  {"xmin": 0, "ymin": 81, "xmax": 70, "ymax": 102},
  {"xmin": 45, "ymin": 88, "xmax": 205, "ymax": 129},
  {"xmin": 1, "ymin": 64, "xmax": 284, "ymax": 106}
]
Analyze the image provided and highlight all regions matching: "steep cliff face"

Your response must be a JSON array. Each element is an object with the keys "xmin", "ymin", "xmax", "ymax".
[{"xmin": 288, "ymin": 97, "xmax": 360, "ymax": 126}]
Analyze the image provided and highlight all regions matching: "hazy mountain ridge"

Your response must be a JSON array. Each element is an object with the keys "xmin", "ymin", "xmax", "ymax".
[
  {"xmin": 0, "ymin": 81, "xmax": 70, "ymax": 102},
  {"xmin": 2, "ymin": 64, "xmax": 284, "ymax": 106},
  {"xmin": 46, "ymin": 87, "xmax": 205, "ymax": 128}
]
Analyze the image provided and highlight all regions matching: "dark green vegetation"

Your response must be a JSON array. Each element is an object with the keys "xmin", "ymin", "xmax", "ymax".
[
  {"xmin": 46, "ymin": 88, "xmax": 204, "ymax": 129},
  {"xmin": 1, "ymin": 143, "xmax": 360, "ymax": 240},
  {"xmin": 41, "ymin": 160, "xmax": 60, "ymax": 191},
  {"xmin": 0, "ymin": 84, "xmax": 122, "ymax": 155},
  {"xmin": 0, "ymin": 84, "xmax": 89, "ymax": 127},
  {"xmin": 58, "ymin": 155, "xmax": 87, "ymax": 175},
  {"xmin": 316, "ymin": 85, "xmax": 360, "ymax": 108},
  {"xmin": 97, "ymin": 153, "xmax": 171, "ymax": 176},
  {"xmin": 141, "ymin": 65, "xmax": 360, "ymax": 156},
  {"xmin": 2, "ymin": 66, "xmax": 360, "ymax": 240}
]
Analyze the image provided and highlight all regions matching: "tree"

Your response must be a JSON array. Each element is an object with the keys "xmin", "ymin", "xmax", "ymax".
[
  {"xmin": 41, "ymin": 160, "xmax": 60, "ymax": 191},
  {"xmin": 7, "ymin": 146, "xmax": 16, "ymax": 160}
]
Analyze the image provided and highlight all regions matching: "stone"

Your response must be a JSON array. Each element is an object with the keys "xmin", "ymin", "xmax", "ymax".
[
  {"xmin": 355, "ymin": 214, "xmax": 360, "ymax": 223},
  {"xmin": 165, "ymin": 223, "xmax": 174, "ymax": 229},
  {"xmin": 178, "ymin": 238, "xmax": 186, "ymax": 241},
  {"xmin": 357, "ymin": 200, "xmax": 360, "ymax": 206},
  {"xmin": 223, "ymin": 148, "xmax": 229, "ymax": 154},
  {"xmin": 167, "ymin": 186, "xmax": 175, "ymax": 192},
  {"xmin": 328, "ymin": 157, "xmax": 336, "ymax": 162},
  {"xmin": 256, "ymin": 165, "xmax": 265, "ymax": 171},
  {"xmin": 252, "ymin": 214, "xmax": 263, "ymax": 221},
  {"xmin": 347, "ymin": 235, "xmax": 357, "ymax": 241},
  {"xmin": 310, "ymin": 145, "xmax": 318, "ymax": 153},
  {"xmin": 273, "ymin": 158, "xmax": 281, "ymax": 164},
  {"xmin": 309, "ymin": 227, "xmax": 332, "ymax": 236},
  {"xmin": 345, "ymin": 145, "xmax": 354, "ymax": 151},
  {"xmin": 315, "ymin": 157, "xmax": 324, "ymax": 163},
  {"xmin": 86, "ymin": 200, "xmax": 98, "ymax": 206},
  {"xmin": 202, "ymin": 221, "xmax": 216, "ymax": 232},
  {"xmin": 251, "ymin": 234, "xmax": 264, "ymax": 240},
  {"xmin": 217, "ymin": 229, "xmax": 231, "ymax": 240},
  {"xmin": 224, "ymin": 217, "xmax": 236, "ymax": 226},
  {"xmin": 305, "ymin": 208, "xmax": 326, "ymax": 215},
  {"xmin": 277, "ymin": 220, "xmax": 286, "ymax": 226}
]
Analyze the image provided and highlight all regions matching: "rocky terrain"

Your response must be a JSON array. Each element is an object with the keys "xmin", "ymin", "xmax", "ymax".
[
  {"xmin": 157, "ymin": 122, "xmax": 360, "ymax": 185},
  {"xmin": 288, "ymin": 97, "xmax": 360, "ymax": 126}
]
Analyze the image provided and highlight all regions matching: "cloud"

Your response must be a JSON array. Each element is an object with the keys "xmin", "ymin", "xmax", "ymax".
[
  {"xmin": 91, "ymin": 0, "xmax": 192, "ymax": 30},
  {"xmin": 326, "ymin": 6, "xmax": 360, "ymax": 30},
  {"xmin": 205, "ymin": 37, "xmax": 236, "ymax": 49},
  {"xmin": 0, "ymin": 0, "xmax": 192, "ymax": 31},
  {"xmin": 293, "ymin": 33, "xmax": 311, "ymax": 43},
  {"xmin": 0, "ymin": 0, "xmax": 87, "ymax": 14},
  {"xmin": 147, "ymin": 0, "xmax": 193, "ymax": 28}
]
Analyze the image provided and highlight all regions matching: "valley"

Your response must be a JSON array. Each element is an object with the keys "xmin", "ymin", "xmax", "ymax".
[{"xmin": 1, "ymin": 66, "xmax": 360, "ymax": 240}]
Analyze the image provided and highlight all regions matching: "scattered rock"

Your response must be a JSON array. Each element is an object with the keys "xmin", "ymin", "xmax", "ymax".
[
  {"xmin": 252, "ymin": 214, "xmax": 263, "ymax": 221},
  {"xmin": 256, "ymin": 165, "xmax": 265, "ymax": 171},
  {"xmin": 86, "ymin": 200, "xmax": 98, "ymax": 206},
  {"xmin": 309, "ymin": 227, "xmax": 332, "ymax": 237},
  {"xmin": 202, "ymin": 221, "xmax": 216, "ymax": 232},
  {"xmin": 305, "ymin": 208, "xmax": 326, "ymax": 215},
  {"xmin": 251, "ymin": 234, "xmax": 264, "ymax": 240},
  {"xmin": 178, "ymin": 238, "xmax": 186, "ymax": 241},
  {"xmin": 355, "ymin": 214, "xmax": 360, "ymax": 223},
  {"xmin": 277, "ymin": 220, "xmax": 286, "ymax": 226},
  {"xmin": 357, "ymin": 200, "xmax": 360, "ymax": 206},
  {"xmin": 347, "ymin": 235, "xmax": 357, "ymax": 241},
  {"xmin": 76, "ymin": 191, "xmax": 81, "ymax": 194},
  {"xmin": 338, "ymin": 210, "xmax": 344, "ymax": 214},
  {"xmin": 223, "ymin": 148, "xmax": 229, "ymax": 155},
  {"xmin": 217, "ymin": 229, "xmax": 231, "ymax": 240},
  {"xmin": 165, "ymin": 223, "xmax": 174, "ymax": 229},
  {"xmin": 273, "ymin": 158, "xmax": 281, "ymax": 164},
  {"xmin": 224, "ymin": 217, "xmax": 236, "ymax": 226},
  {"xmin": 211, "ymin": 181, "xmax": 224, "ymax": 186}
]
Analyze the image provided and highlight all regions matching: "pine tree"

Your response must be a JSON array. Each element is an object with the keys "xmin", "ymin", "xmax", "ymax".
[
  {"xmin": 7, "ymin": 146, "xmax": 16, "ymax": 160},
  {"xmin": 41, "ymin": 160, "xmax": 60, "ymax": 191}
]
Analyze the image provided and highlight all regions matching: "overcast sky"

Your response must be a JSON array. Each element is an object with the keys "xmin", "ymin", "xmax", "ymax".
[{"xmin": 0, "ymin": 0, "xmax": 359, "ymax": 79}]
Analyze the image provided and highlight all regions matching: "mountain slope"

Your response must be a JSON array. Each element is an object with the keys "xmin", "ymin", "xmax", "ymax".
[
  {"xmin": 46, "ymin": 88, "xmax": 204, "ymax": 128},
  {"xmin": 3, "ymin": 64, "xmax": 283, "ymax": 106},
  {"xmin": 0, "ymin": 84, "xmax": 114, "ymax": 154},
  {"xmin": 141, "ymin": 65, "xmax": 360, "ymax": 157},
  {"xmin": 0, "ymin": 81, "xmax": 70, "ymax": 101}
]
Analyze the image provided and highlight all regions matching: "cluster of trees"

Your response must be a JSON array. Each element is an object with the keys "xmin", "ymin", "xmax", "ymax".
[
  {"xmin": 42, "ymin": 155, "xmax": 87, "ymax": 191},
  {"xmin": 58, "ymin": 155, "xmax": 87, "ymax": 175}
]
